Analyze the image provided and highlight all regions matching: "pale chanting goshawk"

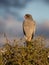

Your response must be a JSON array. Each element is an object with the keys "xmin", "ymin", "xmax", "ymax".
[{"xmin": 23, "ymin": 14, "xmax": 36, "ymax": 41}]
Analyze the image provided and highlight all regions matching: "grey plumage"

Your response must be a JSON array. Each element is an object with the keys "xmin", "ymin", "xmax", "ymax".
[{"xmin": 23, "ymin": 14, "xmax": 36, "ymax": 41}]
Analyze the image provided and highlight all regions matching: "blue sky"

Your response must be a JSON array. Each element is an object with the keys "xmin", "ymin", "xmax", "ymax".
[
  {"xmin": 23, "ymin": 1, "xmax": 49, "ymax": 21},
  {"xmin": 0, "ymin": 0, "xmax": 49, "ymax": 23},
  {"xmin": 20, "ymin": 1, "xmax": 49, "ymax": 23}
]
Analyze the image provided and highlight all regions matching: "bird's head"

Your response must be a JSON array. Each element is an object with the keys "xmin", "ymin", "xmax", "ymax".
[{"xmin": 24, "ymin": 14, "xmax": 33, "ymax": 20}]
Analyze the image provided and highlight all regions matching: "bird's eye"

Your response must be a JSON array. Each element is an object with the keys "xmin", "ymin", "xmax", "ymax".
[{"xmin": 26, "ymin": 15, "xmax": 29, "ymax": 17}]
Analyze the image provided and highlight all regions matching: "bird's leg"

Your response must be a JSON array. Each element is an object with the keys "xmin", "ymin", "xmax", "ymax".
[{"xmin": 24, "ymin": 36, "xmax": 28, "ymax": 46}]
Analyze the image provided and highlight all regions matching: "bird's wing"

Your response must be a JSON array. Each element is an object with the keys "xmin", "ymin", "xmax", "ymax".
[
  {"xmin": 23, "ymin": 20, "xmax": 26, "ymax": 35},
  {"xmin": 23, "ymin": 20, "xmax": 36, "ymax": 37},
  {"xmin": 23, "ymin": 20, "xmax": 32, "ymax": 37}
]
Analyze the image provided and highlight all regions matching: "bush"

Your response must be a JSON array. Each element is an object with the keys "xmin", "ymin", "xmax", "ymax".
[{"xmin": 0, "ymin": 36, "xmax": 49, "ymax": 65}]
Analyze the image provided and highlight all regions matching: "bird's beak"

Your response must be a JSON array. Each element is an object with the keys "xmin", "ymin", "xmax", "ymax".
[{"xmin": 24, "ymin": 16, "xmax": 26, "ymax": 19}]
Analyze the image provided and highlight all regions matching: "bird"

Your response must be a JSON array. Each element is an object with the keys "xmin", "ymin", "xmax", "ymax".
[{"xmin": 23, "ymin": 14, "xmax": 36, "ymax": 41}]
